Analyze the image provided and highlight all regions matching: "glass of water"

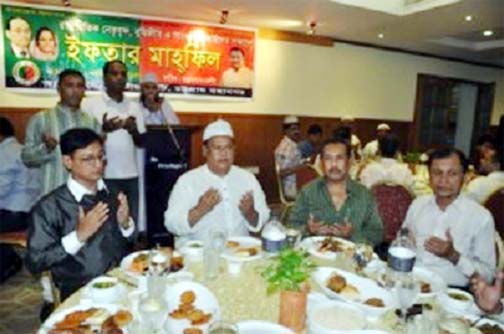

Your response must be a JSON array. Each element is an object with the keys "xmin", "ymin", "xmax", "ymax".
[{"xmin": 396, "ymin": 277, "xmax": 419, "ymax": 332}]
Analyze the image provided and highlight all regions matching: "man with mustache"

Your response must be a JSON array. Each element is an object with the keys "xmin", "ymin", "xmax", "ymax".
[
  {"xmin": 402, "ymin": 148, "xmax": 496, "ymax": 288},
  {"xmin": 164, "ymin": 119, "xmax": 270, "ymax": 247},
  {"xmin": 288, "ymin": 137, "xmax": 383, "ymax": 246}
]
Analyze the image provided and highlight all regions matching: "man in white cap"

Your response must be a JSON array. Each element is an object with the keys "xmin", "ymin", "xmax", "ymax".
[
  {"xmin": 139, "ymin": 72, "xmax": 180, "ymax": 126},
  {"xmin": 340, "ymin": 116, "xmax": 362, "ymax": 160},
  {"xmin": 164, "ymin": 119, "xmax": 269, "ymax": 246},
  {"xmin": 275, "ymin": 116, "xmax": 308, "ymax": 200},
  {"xmin": 363, "ymin": 123, "xmax": 391, "ymax": 161}
]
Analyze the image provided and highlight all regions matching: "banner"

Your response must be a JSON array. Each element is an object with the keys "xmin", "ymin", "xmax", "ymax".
[{"xmin": 1, "ymin": 4, "xmax": 256, "ymax": 98}]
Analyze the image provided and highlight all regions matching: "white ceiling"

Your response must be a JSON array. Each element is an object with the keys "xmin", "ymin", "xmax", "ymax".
[{"xmin": 22, "ymin": 0, "xmax": 504, "ymax": 67}]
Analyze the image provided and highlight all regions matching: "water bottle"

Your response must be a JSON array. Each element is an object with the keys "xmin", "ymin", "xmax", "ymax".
[
  {"xmin": 387, "ymin": 228, "xmax": 416, "ymax": 287},
  {"xmin": 261, "ymin": 214, "xmax": 286, "ymax": 254},
  {"xmin": 204, "ymin": 229, "xmax": 226, "ymax": 280}
]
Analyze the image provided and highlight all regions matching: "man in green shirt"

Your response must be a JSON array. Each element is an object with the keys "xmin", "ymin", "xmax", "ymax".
[
  {"xmin": 22, "ymin": 69, "xmax": 101, "ymax": 196},
  {"xmin": 288, "ymin": 137, "xmax": 383, "ymax": 246}
]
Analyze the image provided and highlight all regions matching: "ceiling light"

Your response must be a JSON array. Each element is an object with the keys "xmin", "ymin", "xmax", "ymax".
[
  {"xmin": 219, "ymin": 9, "xmax": 229, "ymax": 24},
  {"xmin": 307, "ymin": 21, "xmax": 317, "ymax": 35},
  {"xmin": 378, "ymin": 33, "xmax": 384, "ymax": 39},
  {"xmin": 464, "ymin": 15, "xmax": 472, "ymax": 21},
  {"xmin": 483, "ymin": 30, "xmax": 494, "ymax": 37}
]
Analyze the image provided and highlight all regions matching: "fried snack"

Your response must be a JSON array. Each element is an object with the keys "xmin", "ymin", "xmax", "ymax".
[
  {"xmin": 364, "ymin": 298, "xmax": 385, "ymax": 308},
  {"xmin": 184, "ymin": 328, "xmax": 204, "ymax": 334},
  {"xmin": 191, "ymin": 313, "xmax": 212, "ymax": 325},
  {"xmin": 327, "ymin": 274, "xmax": 347, "ymax": 293},
  {"xmin": 130, "ymin": 253, "xmax": 149, "ymax": 273},
  {"xmin": 235, "ymin": 247, "xmax": 259, "ymax": 257},
  {"xmin": 170, "ymin": 256, "xmax": 184, "ymax": 272},
  {"xmin": 181, "ymin": 290, "xmax": 196, "ymax": 304},
  {"xmin": 112, "ymin": 310, "xmax": 133, "ymax": 327},
  {"xmin": 420, "ymin": 281, "xmax": 432, "ymax": 293},
  {"xmin": 478, "ymin": 323, "xmax": 504, "ymax": 334},
  {"xmin": 101, "ymin": 316, "xmax": 122, "ymax": 334},
  {"xmin": 226, "ymin": 240, "xmax": 240, "ymax": 248},
  {"xmin": 340, "ymin": 284, "xmax": 360, "ymax": 299},
  {"xmin": 318, "ymin": 237, "xmax": 352, "ymax": 253},
  {"xmin": 169, "ymin": 309, "xmax": 188, "ymax": 319},
  {"xmin": 52, "ymin": 308, "xmax": 99, "ymax": 331}
]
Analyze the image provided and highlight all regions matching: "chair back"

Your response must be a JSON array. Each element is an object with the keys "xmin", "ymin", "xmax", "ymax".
[
  {"xmin": 484, "ymin": 187, "xmax": 504, "ymax": 239},
  {"xmin": 371, "ymin": 183, "xmax": 413, "ymax": 243},
  {"xmin": 296, "ymin": 165, "xmax": 319, "ymax": 191}
]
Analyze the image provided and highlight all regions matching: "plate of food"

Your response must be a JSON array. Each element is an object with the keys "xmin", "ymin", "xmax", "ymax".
[
  {"xmin": 164, "ymin": 281, "xmax": 220, "ymax": 334},
  {"xmin": 300, "ymin": 236, "xmax": 355, "ymax": 260},
  {"xmin": 39, "ymin": 303, "xmax": 133, "ymax": 334},
  {"xmin": 412, "ymin": 266, "xmax": 446, "ymax": 298},
  {"xmin": 236, "ymin": 320, "xmax": 295, "ymax": 334},
  {"xmin": 313, "ymin": 267, "xmax": 397, "ymax": 318},
  {"xmin": 467, "ymin": 317, "xmax": 504, "ymax": 334},
  {"xmin": 221, "ymin": 236, "xmax": 262, "ymax": 262},
  {"xmin": 120, "ymin": 249, "xmax": 186, "ymax": 277}
]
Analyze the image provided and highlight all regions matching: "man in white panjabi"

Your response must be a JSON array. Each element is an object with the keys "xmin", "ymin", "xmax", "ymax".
[
  {"xmin": 164, "ymin": 119, "xmax": 269, "ymax": 247},
  {"xmin": 403, "ymin": 148, "xmax": 496, "ymax": 287}
]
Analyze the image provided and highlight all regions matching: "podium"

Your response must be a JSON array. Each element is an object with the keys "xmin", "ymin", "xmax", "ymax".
[{"xmin": 143, "ymin": 125, "xmax": 197, "ymax": 247}]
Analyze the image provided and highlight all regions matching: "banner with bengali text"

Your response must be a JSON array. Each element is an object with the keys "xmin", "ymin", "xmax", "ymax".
[{"xmin": 1, "ymin": 3, "xmax": 256, "ymax": 98}]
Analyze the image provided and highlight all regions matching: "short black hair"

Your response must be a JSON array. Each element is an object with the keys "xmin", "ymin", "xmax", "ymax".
[
  {"xmin": 332, "ymin": 126, "xmax": 351, "ymax": 142},
  {"xmin": 103, "ymin": 60, "xmax": 127, "ymax": 77},
  {"xmin": 379, "ymin": 133, "xmax": 400, "ymax": 158},
  {"xmin": 6, "ymin": 17, "xmax": 28, "ymax": 30},
  {"xmin": 307, "ymin": 124, "xmax": 322, "ymax": 135},
  {"xmin": 35, "ymin": 27, "xmax": 55, "ymax": 44},
  {"xmin": 0, "ymin": 117, "xmax": 15, "ymax": 137},
  {"xmin": 477, "ymin": 134, "xmax": 496, "ymax": 147},
  {"xmin": 229, "ymin": 46, "xmax": 244, "ymax": 55},
  {"xmin": 321, "ymin": 137, "xmax": 351, "ymax": 158},
  {"xmin": 60, "ymin": 128, "xmax": 103, "ymax": 156},
  {"xmin": 58, "ymin": 69, "xmax": 85, "ymax": 87},
  {"xmin": 427, "ymin": 147, "xmax": 468, "ymax": 174}
]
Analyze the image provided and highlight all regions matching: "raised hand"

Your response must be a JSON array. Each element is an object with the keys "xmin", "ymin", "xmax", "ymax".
[
  {"xmin": 116, "ymin": 192, "xmax": 130, "ymax": 228},
  {"xmin": 102, "ymin": 113, "xmax": 123, "ymax": 132},
  {"xmin": 76, "ymin": 202, "xmax": 109, "ymax": 242}
]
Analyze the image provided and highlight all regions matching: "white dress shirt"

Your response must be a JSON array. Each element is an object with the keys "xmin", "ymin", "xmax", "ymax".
[
  {"xmin": 360, "ymin": 158, "xmax": 414, "ymax": 189},
  {"xmin": 363, "ymin": 139, "xmax": 379, "ymax": 160},
  {"xmin": 82, "ymin": 93, "xmax": 146, "ymax": 179},
  {"xmin": 403, "ymin": 195, "xmax": 496, "ymax": 287},
  {"xmin": 164, "ymin": 164, "xmax": 270, "ymax": 247},
  {"xmin": 142, "ymin": 100, "xmax": 180, "ymax": 126},
  {"xmin": 61, "ymin": 177, "xmax": 134, "ymax": 255},
  {"xmin": 465, "ymin": 171, "xmax": 504, "ymax": 204}
]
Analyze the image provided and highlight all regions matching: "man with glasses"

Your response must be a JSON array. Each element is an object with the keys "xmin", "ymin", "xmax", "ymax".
[
  {"xmin": 402, "ymin": 148, "xmax": 496, "ymax": 288},
  {"xmin": 22, "ymin": 69, "xmax": 100, "ymax": 196},
  {"xmin": 26, "ymin": 128, "xmax": 134, "ymax": 301},
  {"xmin": 164, "ymin": 119, "xmax": 269, "ymax": 247}
]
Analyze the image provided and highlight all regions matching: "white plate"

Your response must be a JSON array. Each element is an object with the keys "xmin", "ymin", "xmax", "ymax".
[
  {"xmin": 38, "ymin": 302, "xmax": 126, "ymax": 334},
  {"xmin": 313, "ymin": 267, "xmax": 397, "ymax": 318},
  {"xmin": 412, "ymin": 266, "xmax": 447, "ymax": 298},
  {"xmin": 120, "ymin": 249, "xmax": 186, "ymax": 277},
  {"xmin": 221, "ymin": 236, "xmax": 263, "ymax": 262},
  {"xmin": 308, "ymin": 300, "xmax": 367, "ymax": 333},
  {"xmin": 237, "ymin": 320, "xmax": 295, "ymax": 334},
  {"xmin": 300, "ymin": 236, "xmax": 355, "ymax": 260},
  {"xmin": 164, "ymin": 281, "xmax": 220, "ymax": 334}
]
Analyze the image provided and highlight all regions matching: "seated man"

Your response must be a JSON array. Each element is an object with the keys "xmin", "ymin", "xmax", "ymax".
[
  {"xmin": 0, "ymin": 117, "xmax": 39, "ymax": 233},
  {"xmin": 360, "ymin": 133, "xmax": 413, "ymax": 189},
  {"xmin": 465, "ymin": 148, "xmax": 504, "ymax": 204},
  {"xmin": 288, "ymin": 137, "xmax": 383, "ymax": 246},
  {"xmin": 403, "ymin": 148, "xmax": 496, "ymax": 288},
  {"xmin": 298, "ymin": 124, "xmax": 323, "ymax": 159},
  {"xmin": 25, "ymin": 128, "xmax": 134, "ymax": 300},
  {"xmin": 164, "ymin": 119, "xmax": 270, "ymax": 247},
  {"xmin": 362, "ymin": 123, "xmax": 391, "ymax": 161}
]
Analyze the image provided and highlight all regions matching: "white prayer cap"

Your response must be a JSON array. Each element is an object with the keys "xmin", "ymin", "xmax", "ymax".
[
  {"xmin": 377, "ymin": 123, "xmax": 391, "ymax": 131},
  {"xmin": 140, "ymin": 72, "xmax": 158, "ymax": 84},
  {"xmin": 283, "ymin": 115, "xmax": 299, "ymax": 125},
  {"xmin": 203, "ymin": 119, "xmax": 234, "ymax": 141},
  {"xmin": 341, "ymin": 115, "xmax": 355, "ymax": 122}
]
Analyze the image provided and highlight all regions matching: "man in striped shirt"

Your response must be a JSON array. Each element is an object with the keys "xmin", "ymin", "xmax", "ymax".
[{"xmin": 22, "ymin": 69, "xmax": 100, "ymax": 196}]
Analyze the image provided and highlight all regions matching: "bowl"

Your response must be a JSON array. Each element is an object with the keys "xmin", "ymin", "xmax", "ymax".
[
  {"xmin": 437, "ymin": 288, "xmax": 474, "ymax": 314},
  {"xmin": 308, "ymin": 300, "xmax": 367, "ymax": 334},
  {"xmin": 179, "ymin": 240, "xmax": 204, "ymax": 261},
  {"xmin": 88, "ymin": 276, "xmax": 121, "ymax": 304}
]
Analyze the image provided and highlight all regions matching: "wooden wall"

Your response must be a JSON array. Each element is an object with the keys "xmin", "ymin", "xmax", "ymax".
[{"xmin": 0, "ymin": 107, "xmax": 412, "ymax": 202}]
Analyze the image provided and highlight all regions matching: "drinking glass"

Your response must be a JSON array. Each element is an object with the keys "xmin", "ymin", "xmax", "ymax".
[
  {"xmin": 138, "ymin": 294, "xmax": 166, "ymax": 334},
  {"xmin": 396, "ymin": 277, "xmax": 419, "ymax": 333},
  {"xmin": 204, "ymin": 229, "xmax": 227, "ymax": 280}
]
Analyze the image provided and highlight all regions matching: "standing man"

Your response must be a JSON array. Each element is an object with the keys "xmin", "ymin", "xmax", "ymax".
[
  {"xmin": 82, "ymin": 60, "xmax": 146, "ymax": 224},
  {"xmin": 26, "ymin": 128, "xmax": 134, "ymax": 300},
  {"xmin": 275, "ymin": 116, "xmax": 308, "ymax": 200},
  {"xmin": 288, "ymin": 137, "xmax": 383, "ymax": 246},
  {"xmin": 403, "ymin": 148, "xmax": 496, "ymax": 287},
  {"xmin": 139, "ymin": 72, "xmax": 180, "ymax": 126},
  {"xmin": 0, "ymin": 117, "xmax": 39, "ymax": 233},
  {"xmin": 22, "ymin": 69, "xmax": 100, "ymax": 196},
  {"xmin": 164, "ymin": 119, "xmax": 269, "ymax": 247},
  {"xmin": 362, "ymin": 123, "xmax": 391, "ymax": 161}
]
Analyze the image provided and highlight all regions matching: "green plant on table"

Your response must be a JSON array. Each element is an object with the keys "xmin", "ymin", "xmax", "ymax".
[{"xmin": 261, "ymin": 248, "xmax": 315, "ymax": 294}]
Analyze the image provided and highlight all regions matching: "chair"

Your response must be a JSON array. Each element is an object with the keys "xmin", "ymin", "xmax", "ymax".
[
  {"xmin": 371, "ymin": 183, "xmax": 414, "ymax": 243},
  {"xmin": 296, "ymin": 165, "xmax": 319, "ymax": 191},
  {"xmin": 275, "ymin": 162, "xmax": 295, "ymax": 223},
  {"xmin": 483, "ymin": 187, "xmax": 504, "ymax": 240}
]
